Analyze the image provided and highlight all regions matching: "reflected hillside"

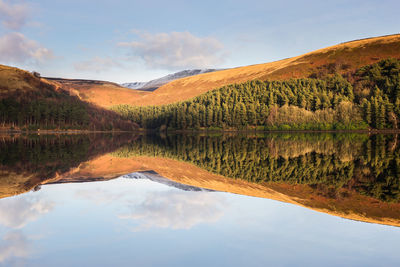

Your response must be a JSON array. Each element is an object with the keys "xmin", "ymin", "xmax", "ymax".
[
  {"xmin": 113, "ymin": 134, "xmax": 399, "ymax": 202},
  {"xmin": 110, "ymin": 133, "xmax": 400, "ymax": 226}
]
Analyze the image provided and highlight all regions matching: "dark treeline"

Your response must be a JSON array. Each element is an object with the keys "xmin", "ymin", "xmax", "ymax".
[
  {"xmin": 112, "ymin": 133, "xmax": 400, "ymax": 202},
  {"xmin": 0, "ymin": 88, "xmax": 137, "ymax": 131},
  {"xmin": 113, "ymin": 59, "xmax": 400, "ymax": 131},
  {"xmin": 0, "ymin": 133, "xmax": 138, "ymax": 172}
]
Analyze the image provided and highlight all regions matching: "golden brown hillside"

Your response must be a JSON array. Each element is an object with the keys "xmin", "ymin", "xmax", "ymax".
[
  {"xmin": 0, "ymin": 64, "xmax": 62, "ymax": 96},
  {"xmin": 129, "ymin": 34, "xmax": 400, "ymax": 106}
]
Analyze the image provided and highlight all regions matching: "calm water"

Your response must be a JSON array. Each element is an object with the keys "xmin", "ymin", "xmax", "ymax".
[{"xmin": 0, "ymin": 133, "xmax": 399, "ymax": 266}]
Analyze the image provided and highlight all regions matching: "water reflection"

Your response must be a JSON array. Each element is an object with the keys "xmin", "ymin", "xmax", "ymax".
[
  {"xmin": 0, "ymin": 231, "xmax": 31, "ymax": 264},
  {"xmin": 0, "ymin": 196, "xmax": 54, "ymax": 229},
  {"xmin": 0, "ymin": 132, "xmax": 399, "ymax": 227},
  {"xmin": 0, "ymin": 141, "xmax": 399, "ymax": 266}
]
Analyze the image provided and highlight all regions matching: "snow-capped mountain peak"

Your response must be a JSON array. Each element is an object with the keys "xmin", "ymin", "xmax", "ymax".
[{"xmin": 121, "ymin": 69, "xmax": 219, "ymax": 91}]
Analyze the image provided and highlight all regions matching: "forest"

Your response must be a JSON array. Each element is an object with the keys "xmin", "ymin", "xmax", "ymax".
[
  {"xmin": 112, "ymin": 133, "xmax": 400, "ymax": 203},
  {"xmin": 113, "ymin": 59, "xmax": 400, "ymax": 131}
]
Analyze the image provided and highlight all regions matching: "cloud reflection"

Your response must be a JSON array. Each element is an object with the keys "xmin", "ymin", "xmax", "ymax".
[
  {"xmin": 0, "ymin": 196, "xmax": 54, "ymax": 229},
  {"xmin": 119, "ymin": 190, "xmax": 226, "ymax": 230},
  {"xmin": 75, "ymin": 187, "xmax": 127, "ymax": 204}
]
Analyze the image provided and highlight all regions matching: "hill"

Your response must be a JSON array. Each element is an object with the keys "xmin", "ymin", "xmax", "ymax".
[
  {"xmin": 129, "ymin": 34, "xmax": 400, "ymax": 106},
  {"xmin": 0, "ymin": 65, "xmax": 137, "ymax": 131},
  {"xmin": 0, "ymin": 64, "xmax": 61, "ymax": 95}
]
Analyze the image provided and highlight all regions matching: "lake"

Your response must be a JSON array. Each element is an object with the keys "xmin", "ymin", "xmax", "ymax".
[{"xmin": 0, "ymin": 133, "xmax": 400, "ymax": 266}]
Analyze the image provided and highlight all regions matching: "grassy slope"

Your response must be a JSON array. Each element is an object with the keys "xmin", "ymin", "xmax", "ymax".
[
  {"xmin": 0, "ymin": 64, "xmax": 63, "ymax": 95},
  {"xmin": 129, "ymin": 34, "xmax": 400, "ymax": 106}
]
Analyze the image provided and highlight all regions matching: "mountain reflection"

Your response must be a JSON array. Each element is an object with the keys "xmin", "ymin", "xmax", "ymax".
[
  {"xmin": 113, "ymin": 133, "xmax": 399, "ymax": 203},
  {"xmin": 0, "ymin": 132, "xmax": 399, "ymax": 226}
]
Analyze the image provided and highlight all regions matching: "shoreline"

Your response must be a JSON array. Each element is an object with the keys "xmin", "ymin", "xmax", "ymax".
[
  {"xmin": 159, "ymin": 128, "xmax": 400, "ymax": 135},
  {"xmin": 1, "ymin": 128, "xmax": 399, "ymax": 135}
]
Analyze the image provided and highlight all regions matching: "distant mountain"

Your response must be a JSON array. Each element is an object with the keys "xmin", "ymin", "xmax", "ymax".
[
  {"xmin": 123, "ymin": 171, "xmax": 214, "ymax": 192},
  {"xmin": 121, "ymin": 69, "xmax": 219, "ymax": 91}
]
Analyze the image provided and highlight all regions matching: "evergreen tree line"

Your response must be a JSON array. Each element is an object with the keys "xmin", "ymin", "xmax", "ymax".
[
  {"xmin": 113, "ymin": 59, "xmax": 400, "ymax": 130},
  {"xmin": 112, "ymin": 133, "xmax": 400, "ymax": 202}
]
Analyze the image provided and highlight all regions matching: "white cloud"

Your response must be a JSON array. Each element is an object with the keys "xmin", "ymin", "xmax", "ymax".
[
  {"xmin": 119, "ymin": 31, "xmax": 227, "ymax": 70},
  {"xmin": 0, "ymin": 231, "xmax": 30, "ymax": 263},
  {"xmin": 0, "ymin": 0, "xmax": 31, "ymax": 30},
  {"xmin": 73, "ymin": 56, "xmax": 123, "ymax": 73},
  {"xmin": 0, "ymin": 32, "xmax": 54, "ymax": 64},
  {"xmin": 0, "ymin": 196, "xmax": 54, "ymax": 229},
  {"xmin": 119, "ymin": 190, "xmax": 226, "ymax": 230}
]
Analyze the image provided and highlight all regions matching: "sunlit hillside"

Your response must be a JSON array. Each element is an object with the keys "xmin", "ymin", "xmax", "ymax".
[{"xmin": 131, "ymin": 34, "xmax": 400, "ymax": 106}]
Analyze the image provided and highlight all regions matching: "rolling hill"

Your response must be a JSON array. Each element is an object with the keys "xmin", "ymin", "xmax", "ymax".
[
  {"xmin": 0, "ymin": 65, "xmax": 137, "ymax": 131},
  {"xmin": 129, "ymin": 34, "xmax": 400, "ymax": 106},
  {"xmin": 0, "ymin": 64, "xmax": 61, "ymax": 96}
]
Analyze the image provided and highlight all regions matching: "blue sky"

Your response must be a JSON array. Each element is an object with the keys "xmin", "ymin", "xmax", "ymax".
[{"xmin": 0, "ymin": 0, "xmax": 399, "ymax": 83}]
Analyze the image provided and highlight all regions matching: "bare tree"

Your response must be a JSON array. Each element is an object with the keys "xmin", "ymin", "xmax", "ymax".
[{"xmin": 32, "ymin": 71, "xmax": 41, "ymax": 78}]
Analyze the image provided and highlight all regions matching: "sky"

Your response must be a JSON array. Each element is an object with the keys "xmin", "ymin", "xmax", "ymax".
[{"xmin": 0, "ymin": 0, "xmax": 399, "ymax": 83}]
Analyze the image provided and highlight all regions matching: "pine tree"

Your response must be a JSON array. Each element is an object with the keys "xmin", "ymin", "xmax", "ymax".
[{"xmin": 362, "ymin": 99, "xmax": 372, "ymax": 125}]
